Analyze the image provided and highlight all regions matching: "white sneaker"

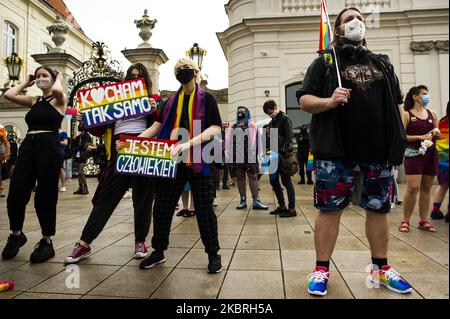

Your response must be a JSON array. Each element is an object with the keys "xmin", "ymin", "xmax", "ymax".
[
  {"xmin": 123, "ymin": 190, "xmax": 132, "ymax": 198},
  {"xmin": 213, "ymin": 199, "xmax": 218, "ymax": 207},
  {"xmin": 60, "ymin": 186, "xmax": 67, "ymax": 192}
]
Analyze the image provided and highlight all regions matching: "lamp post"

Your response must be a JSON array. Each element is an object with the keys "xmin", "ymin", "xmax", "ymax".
[
  {"xmin": 186, "ymin": 43, "xmax": 207, "ymax": 70},
  {"xmin": 2, "ymin": 53, "xmax": 24, "ymax": 89}
]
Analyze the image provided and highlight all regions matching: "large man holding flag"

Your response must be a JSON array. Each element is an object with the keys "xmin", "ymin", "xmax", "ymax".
[{"xmin": 297, "ymin": 2, "xmax": 413, "ymax": 296}]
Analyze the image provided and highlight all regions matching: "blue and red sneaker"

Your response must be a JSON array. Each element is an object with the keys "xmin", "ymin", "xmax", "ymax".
[
  {"xmin": 307, "ymin": 266, "xmax": 329, "ymax": 296},
  {"xmin": 368, "ymin": 265, "xmax": 413, "ymax": 294}
]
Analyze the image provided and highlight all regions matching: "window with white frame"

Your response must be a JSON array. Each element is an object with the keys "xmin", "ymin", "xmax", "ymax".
[{"xmin": 3, "ymin": 22, "xmax": 17, "ymax": 57}]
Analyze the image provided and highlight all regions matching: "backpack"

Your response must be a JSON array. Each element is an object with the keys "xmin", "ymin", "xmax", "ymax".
[{"xmin": 279, "ymin": 152, "xmax": 299, "ymax": 177}]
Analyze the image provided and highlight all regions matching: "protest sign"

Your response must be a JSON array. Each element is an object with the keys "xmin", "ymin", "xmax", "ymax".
[
  {"xmin": 116, "ymin": 135, "xmax": 178, "ymax": 179},
  {"xmin": 77, "ymin": 78, "xmax": 153, "ymax": 129}
]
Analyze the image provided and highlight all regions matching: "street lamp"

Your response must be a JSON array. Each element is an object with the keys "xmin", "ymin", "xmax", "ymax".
[
  {"xmin": 186, "ymin": 43, "xmax": 207, "ymax": 70},
  {"xmin": 2, "ymin": 53, "xmax": 24, "ymax": 88}
]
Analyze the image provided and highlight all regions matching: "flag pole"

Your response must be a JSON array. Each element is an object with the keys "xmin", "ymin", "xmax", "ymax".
[{"xmin": 323, "ymin": 0, "xmax": 343, "ymax": 88}]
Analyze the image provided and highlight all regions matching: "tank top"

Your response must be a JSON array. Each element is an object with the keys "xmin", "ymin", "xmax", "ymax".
[
  {"xmin": 406, "ymin": 110, "xmax": 435, "ymax": 149},
  {"xmin": 25, "ymin": 96, "xmax": 64, "ymax": 133}
]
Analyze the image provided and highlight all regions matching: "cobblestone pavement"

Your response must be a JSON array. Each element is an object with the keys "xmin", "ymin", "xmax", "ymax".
[{"xmin": 0, "ymin": 177, "xmax": 448, "ymax": 299}]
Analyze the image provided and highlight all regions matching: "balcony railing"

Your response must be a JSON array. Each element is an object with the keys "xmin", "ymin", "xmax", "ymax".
[
  {"xmin": 282, "ymin": 0, "xmax": 392, "ymax": 14},
  {"xmin": 345, "ymin": 0, "xmax": 392, "ymax": 10},
  {"xmin": 282, "ymin": 0, "xmax": 321, "ymax": 13}
]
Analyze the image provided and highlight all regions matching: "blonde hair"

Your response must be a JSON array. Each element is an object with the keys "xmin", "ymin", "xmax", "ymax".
[{"xmin": 174, "ymin": 58, "xmax": 201, "ymax": 83}]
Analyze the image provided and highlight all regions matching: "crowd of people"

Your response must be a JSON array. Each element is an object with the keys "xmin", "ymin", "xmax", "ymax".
[{"xmin": 0, "ymin": 6, "xmax": 448, "ymax": 298}]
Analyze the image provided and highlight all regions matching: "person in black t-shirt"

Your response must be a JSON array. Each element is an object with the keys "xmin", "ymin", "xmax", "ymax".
[
  {"xmin": 297, "ymin": 7, "xmax": 412, "ymax": 296},
  {"xmin": 122, "ymin": 58, "xmax": 223, "ymax": 274},
  {"xmin": 2, "ymin": 66, "xmax": 67, "ymax": 264}
]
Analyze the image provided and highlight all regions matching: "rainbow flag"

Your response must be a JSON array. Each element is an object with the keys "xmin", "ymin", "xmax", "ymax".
[
  {"xmin": 319, "ymin": 0, "xmax": 333, "ymax": 54},
  {"xmin": 437, "ymin": 117, "xmax": 449, "ymax": 172}
]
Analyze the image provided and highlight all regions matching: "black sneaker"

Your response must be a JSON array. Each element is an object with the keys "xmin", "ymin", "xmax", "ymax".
[
  {"xmin": 30, "ymin": 239, "xmax": 55, "ymax": 263},
  {"xmin": 307, "ymin": 180, "xmax": 314, "ymax": 185},
  {"xmin": 431, "ymin": 210, "xmax": 445, "ymax": 220},
  {"xmin": 222, "ymin": 185, "xmax": 230, "ymax": 190},
  {"xmin": 280, "ymin": 209, "xmax": 297, "ymax": 218},
  {"xmin": 298, "ymin": 180, "xmax": 305, "ymax": 185},
  {"xmin": 139, "ymin": 251, "xmax": 165, "ymax": 269},
  {"xmin": 208, "ymin": 254, "xmax": 222, "ymax": 274},
  {"xmin": 270, "ymin": 207, "xmax": 287, "ymax": 215},
  {"xmin": 445, "ymin": 214, "xmax": 449, "ymax": 223},
  {"xmin": 2, "ymin": 232, "xmax": 27, "ymax": 260}
]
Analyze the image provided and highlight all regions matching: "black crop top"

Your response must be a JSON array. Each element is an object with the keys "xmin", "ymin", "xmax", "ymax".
[{"xmin": 25, "ymin": 96, "xmax": 64, "ymax": 132}]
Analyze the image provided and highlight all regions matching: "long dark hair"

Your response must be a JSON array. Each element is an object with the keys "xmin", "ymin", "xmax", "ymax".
[
  {"xmin": 126, "ymin": 63, "xmax": 153, "ymax": 94},
  {"xmin": 404, "ymin": 85, "xmax": 429, "ymax": 111},
  {"xmin": 333, "ymin": 7, "xmax": 368, "ymax": 48},
  {"xmin": 34, "ymin": 66, "xmax": 57, "ymax": 80},
  {"xmin": 443, "ymin": 101, "xmax": 449, "ymax": 121}
]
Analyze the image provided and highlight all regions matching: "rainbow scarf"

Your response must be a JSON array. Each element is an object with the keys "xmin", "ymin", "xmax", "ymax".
[
  {"xmin": 173, "ymin": 88, "xmax": 196, "ymax": 140},
  {"xmin": 437, "ymin": 117, "xmax": 449, "ymax": 172},
  {"xmin": 158, "ymin": 85, "xmax": 208, "ymax": 175}
]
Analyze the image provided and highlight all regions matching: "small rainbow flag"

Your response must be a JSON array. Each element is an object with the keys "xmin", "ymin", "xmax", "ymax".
[
  {"xmin": 318, "ymin": 0, "xmax": 342, "ymax": 86},
  {"xmin": 437, "ymin": 117, "xmax": 449, "ymax": 172},
  {"xmin": 307, "ymin": 151, "xmax": 314, "ymax": 172},
  {"xmin": 319, "ymin": 0, "xmax": 333, "ymax": 54}
]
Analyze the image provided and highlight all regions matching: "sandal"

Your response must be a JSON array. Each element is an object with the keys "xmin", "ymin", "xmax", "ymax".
[
  {"xmin": 177, "ymin": 209, "xmax": 189, "ymax": 217},
  {"xmin": 183, "ymin": 210, "xmax": 196, "ymax": 218},
  {"xmin": 399, "ymin": 221, "xmax": 410, "ymax": 233},
  {"xmin": 418, "ymin": 220, "xmax": 436, "ymax": 233}
]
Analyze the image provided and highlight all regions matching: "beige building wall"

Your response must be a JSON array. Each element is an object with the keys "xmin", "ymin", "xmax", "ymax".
[
  {"xmin": 0, "ymin": 0, "xmax": 92, "ymax": 138},
  {"xmin": 218, "ymin": 0, "xmax": 449, "ymax": 123}
]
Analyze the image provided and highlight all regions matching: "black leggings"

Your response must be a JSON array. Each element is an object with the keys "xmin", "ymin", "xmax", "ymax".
[
  {"xmin": 7, "ymin": 133, "xmax": 61, "ymax": 237},
  {"xmin": 80, "ymin": 136, "xmax": 154, "ymax": 244}
]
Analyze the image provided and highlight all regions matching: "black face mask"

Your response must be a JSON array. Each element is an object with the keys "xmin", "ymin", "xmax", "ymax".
[
  {"xmin": 176, "ymin": 69, "xmax": 195, "ymax": 84},
  {"xmin": 237, "ymin": 111, "xmax": 246, "ymax": 121}
]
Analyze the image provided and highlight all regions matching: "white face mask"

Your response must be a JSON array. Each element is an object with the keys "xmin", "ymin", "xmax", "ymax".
[
  {"xmin": 36, "ymin": 79, "xmax": 52, "ymax": 90},
  {"xmin": 343, "ymin": 18, "xmax": 366, "ymax": 42}
]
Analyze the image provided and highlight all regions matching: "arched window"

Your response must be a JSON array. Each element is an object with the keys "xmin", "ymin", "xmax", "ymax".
[
  {"xmin": 3, "ymin": 22, "xmax": 17, "ymax": 56},
  {"xmin": 285, "ymin": 82, "xmax": 312, "ymax": 128}
]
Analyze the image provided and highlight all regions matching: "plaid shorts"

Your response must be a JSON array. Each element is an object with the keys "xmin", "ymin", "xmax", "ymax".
[{"xmin": 314, "ymin": 160, "xmax": 393, "ymax": 213}]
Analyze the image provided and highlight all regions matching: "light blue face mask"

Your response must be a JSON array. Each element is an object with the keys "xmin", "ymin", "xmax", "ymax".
[{"xmin": 421, "ymin": 95, "xmax": 431, "ymax": 107}]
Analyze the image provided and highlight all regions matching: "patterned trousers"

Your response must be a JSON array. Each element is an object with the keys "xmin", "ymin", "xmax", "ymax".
[{"xmin": 151, "ymin": 164, "xmax": 220, "ymax": 255}]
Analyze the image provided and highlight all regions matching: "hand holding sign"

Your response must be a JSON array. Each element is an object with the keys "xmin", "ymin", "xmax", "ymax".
[
  {"xmin": 116, "ymin": 140, "xmax": 126, "ymax": 150},
  {"xmin": 170, "ymin": 142, "xmax": 190, "ymax": 160},
  {"xmin": 149, "ymin": 98, "xmax": 157, "ymax": 109}
]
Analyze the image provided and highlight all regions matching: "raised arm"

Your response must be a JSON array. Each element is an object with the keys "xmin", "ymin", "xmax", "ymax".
[
  {"xmin": 51, "ymin": 72, "xmax": 67, "ymax": 111},
  {"xmin": 3, "ymin": 75, "xmax": 37, "ymax": 107}
]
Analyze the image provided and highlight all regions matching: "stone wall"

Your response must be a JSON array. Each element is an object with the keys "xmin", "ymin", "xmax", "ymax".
[{"xmin": 219, "ymin": 0, "xmax": 449, "ymax": 122}]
